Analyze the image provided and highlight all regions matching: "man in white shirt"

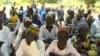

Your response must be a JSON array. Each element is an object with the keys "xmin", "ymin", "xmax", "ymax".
[
  {"xmin": 39, "ymin": 14, "xmax": 58, "ymax": 44},
  {"xmin": 16, "ymin": 29, "xmax": 40, "ymax": 56},
  {"xmin": 0, "ymin": 18, "xmax": 12, "ymax": 56}
]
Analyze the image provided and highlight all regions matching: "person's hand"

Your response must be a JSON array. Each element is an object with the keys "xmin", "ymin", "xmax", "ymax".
[
  {"xmin": 49, "ymin": 52, "xmax": 60, "ymax": 56},
  {"xmin": 0, "ymin": 41, "xmax": 4, "ymax": 48},
  {"xmin": 47, "ymin": 38, "xmax": 53, "ymax": 44}
]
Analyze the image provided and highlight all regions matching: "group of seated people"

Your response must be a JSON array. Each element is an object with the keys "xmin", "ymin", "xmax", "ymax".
[
  {"xmin": 0, "ymin": 3, "xmax": 100, "ymax": 56},
  {"xmin": 0, "ymin": 13, "xmax": 99, "ymax": 56}
]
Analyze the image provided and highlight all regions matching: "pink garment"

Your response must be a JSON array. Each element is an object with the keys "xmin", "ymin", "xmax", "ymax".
[{"xmin": 45, "ymin": 40, "xmax": 80, "ymax": 56}]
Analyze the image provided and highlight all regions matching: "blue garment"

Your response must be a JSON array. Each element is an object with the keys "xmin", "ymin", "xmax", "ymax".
[
  {"xmin": 57, "ymin": 8, "xmax": 64, "ymax": 20},
  {"xmin": 38, "ymin": 9, "xmax": 45, "ymax": 16},
  {"xmin": 32, "ymin": 20, "xmax": 42, "ymax": 28},
  {"xmin": 41, "ymin": 12, "xmax": 46, "ymax": 22}
]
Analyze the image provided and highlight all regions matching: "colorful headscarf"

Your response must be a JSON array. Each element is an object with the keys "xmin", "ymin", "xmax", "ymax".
[
  {"xmin": 27, "ymin": 25, "xmax": 39, "ymax": 36},
  {"xmin": 24, "ymin": 17, "xmax": 32, "ymax": 23},
  {"xmin": 58, "ymin": 26, "xmax": 71, "ymax": 33}
]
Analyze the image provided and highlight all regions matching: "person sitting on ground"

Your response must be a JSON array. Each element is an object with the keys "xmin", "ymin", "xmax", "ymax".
[
  {"xmin": 25, "ymin": 25, "xmax": 45, "ymax": 56},
  {"xmin": 16, "ymin": 13, "xmax": 23, "ymax": 30},
  {"xmin": 15, "ymin": 17, "xmax": 32, "ymax": 50},
  {"xmin": 84, "ymin": 9, "xmax": 92, "ymax": 20},
  {"xmin": 10, "ymin": 12, "xmax": 18, "ymax": 23},
  {"xmin": 57, "ymin": 5, "xmax": 64, "ymax": 25},
  {"xmin": 69, "ymin": 21, "xmax": 97, "ymax": 56},
  {"xmin": 66, "ymin": 10, "xmax": 74, "ymax": 25},
  {"xmin": 90, "ymin": 14, "xmax": 100, "ymax": 38},
  {"xmin": 72, "ymin": 13, "xmax": 85, "ymax": 32},
  {"xmin": 16, "ymin": 29, "xmax": 40, "ymax": 56},
  {"xmin": 48, "ymin": 9, "xmax": 58, "ymax": 26},
  {"xmin": 0, "ymin": 18, "xmax": 13, "ymax": 56},
  {"xmin": 41, "ymin": 8, "xmax": 50, "ymax": 23},
  {"xmin": 39, "ymin": 14, "xmax": 58, "ymax": 46},
  {"xmin": 10, "ymin": 6, "xmax": 17, "ymax": 15},
  {"xmin": 38, "ymin": 4, "xmax": 45, "ymax": 16},
  {"xmin": 87, "ymin": 14, "xmax": 95, "ymax": 32},
  {"xmin": 32, "ymin": 13, "xmax": 42, "ymax": 28},
  {"xmin": 45, "ymin": 29, "xmax": 80, "ymax": 56}
]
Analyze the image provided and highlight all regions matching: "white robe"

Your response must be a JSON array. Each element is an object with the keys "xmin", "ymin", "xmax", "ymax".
[
  {"xmin": 39, "ymin": 25, "xmax": 58, "ymax": 40},
  {"xmin": 0, "ymin": 43, "xmax": 12, "ymax": 56},
  {"xmin": 0, "ymin": 25, "xmax": 13, "ymax": 56},
  {"xmin": 0, "ymin": 25, "xmax": 11, "ymax": 43},
  {"xmin": 16, "ymin": 39, "xmax": 40, "ymax": 56}
]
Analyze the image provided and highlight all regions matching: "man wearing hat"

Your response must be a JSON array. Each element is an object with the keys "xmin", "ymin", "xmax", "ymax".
[{"xmin": 69, "ymin": 21, "xmax": 97, "ymax": 56}]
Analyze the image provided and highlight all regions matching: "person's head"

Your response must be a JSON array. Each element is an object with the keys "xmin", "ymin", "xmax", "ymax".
[
  {"xmin": 33, "ymin": 13, "xmax": 38, "ymax": 20},
  {"xmin": 18, "ymin": 14, "xmax": 23, "ymax": 22},
  {"xmin": 25, "ymin": 30, "xmax": 36, "ymax": 45},
  {"xmin": 27, "ymin": 5, "xmax": 30, "ymax": 9},
  {"xmin": 13, "ymin": 2, "xmax": 16, "ymax": 6},
  {"xmin": 46, "ymin": 14, "xmax": 53, "ymax": 26},
  {"xmin": 24, "ymin": 17, "xmax": 32, "ymax": 28},
  {"xmin": 67, "ymin": 9, "xmax": 71, "ymax": 15},
  {"xmin": 0, "ymin": 18, "xmax": 2, "ymax": 25},
  {"xmin": 46, "ymin": 8, "xmax": 50, "ymax": 14},
  {"xmin": 41, "ymin": 5, "xmax": 45, "ymax": 9},
  {"xmin": 11, "ymin": 6, "xmax": 15, "ymax": 10},
  {"xmin": 61, "ymin": 5, "xmax": 63, "ymax": 9},
  {"xmin": 98, "ymin": 14, "xmax": 100, "ymax": 20},
  {"xmin": 28, "ymin": 25, "xmax": 39, "ymax": 40},
  {"xmin": 29, "ymin": 8, "xmax": 33, "ymax": 15},
  {"xmin": 0, "ymin": 18, "xmax": 3, "ymax": 30},
  {"xmin": 20, "ymin": 6, "xmax": 23, "ymax": 10},
  {"xmin": 2, "ymin": 7, "xmax": 6, "ymax": 12},
  {"xmin": 78, "ymin": 21, "xmax": 89, "ymax": 39},
  {"xmin": 69, "ymin": 10, "xmax": 74, "ymax": 17},
  {"xmin": 87, "ymin": 14, "xmax": 93, "ymax": 20},
  {"xmin": 78, "ymin": 9, "xmax": 82, "ymax": 15},
  {"xmin": 57, "ymin": 30, "xmax": 68, "ymax": 50},
  {"xmin": 76, "ymin": 13, "xmax": 82, "ymax": 20},
  {"xmin": 82, "ymin": 9, "xmax": 84, "ymax": 13},
  {"xmin": 87, "ymin": 9, "xmax": 91, "ymax": 14}
]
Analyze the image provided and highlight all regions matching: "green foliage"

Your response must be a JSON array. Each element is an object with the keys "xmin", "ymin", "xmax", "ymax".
[
  {"xmin": 38, "ymin": 0, "xmax": 60, "ymax": 3},
  {"xmin": 84, "ymin": 0, "xmax": 97, "ymax": 4},
  {"xmin": 90, "ymin": 0, "xmax": 96, "ymax": 4}
]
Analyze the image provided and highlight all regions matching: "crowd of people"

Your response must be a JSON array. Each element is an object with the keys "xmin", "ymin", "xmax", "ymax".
[{"xmin": 0, "ymin": 1, "xmax": 100, "ymax": 56}]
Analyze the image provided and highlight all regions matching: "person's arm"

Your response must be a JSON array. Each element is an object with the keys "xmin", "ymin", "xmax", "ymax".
[
  {"xmin": 88, "ymin": 40, "xmax": 97, "ymax": 56},
  {"xmin": 69, "ymin": 44, "xmax": 81, "ymax": 56},
  {"xmin": 16, "ymin": 15, "xmax": 18, "ymax": 22},
  {"xmin": 66, "ymin": 17, "xmax": 69, "ymax": 24},
  {"xmin": 45, "ymin": 41, "xmax": 55, "ymax": 56},
  {"xmin": 39, "ymin": 26, "xmax": 45, "ymax": 40},
  {"xmin": 55, "ymin": 25, "xmax": 58, "ymax": 40},
  {"xmin": 9, "ymin": 15, "xmax": 12, "ymax": 22},
  {"xmin": 14, "ymin": 23, "xmax": 25, "ymax": 50},
  {"xmin": 90, "ymin": 24, "xmax": 97, "ymax": 38},
  {"xmin": 38, "ymin": 20, "xmax": 42, "ymax": 27},
  {"xmin": 5, "ymin": 27, "xmax": 12, "ymax": 44},
  {"xmin": 1, "ymin": 43, "xmax": 11, "ymax": 56},
  {"xmin": 72, "ymin": 19, "xmax": 76, "ymax": 29},
  {"xmin": 37, "ymin": 40, "xmax": 45, "ymax": 56},
  {"xmin": 16, "ymin": 40, "xmax": 24, "ymax": 56}
]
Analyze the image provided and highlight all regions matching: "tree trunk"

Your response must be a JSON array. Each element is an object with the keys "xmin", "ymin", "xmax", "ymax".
[{"xmin": 85, "ymin": 0, "xmax": 91, "ymax": 9}]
